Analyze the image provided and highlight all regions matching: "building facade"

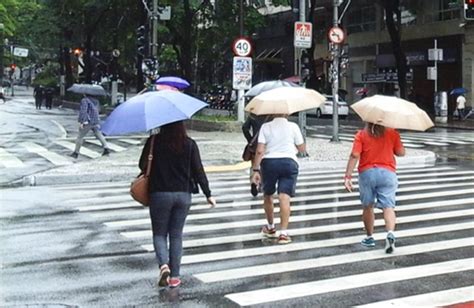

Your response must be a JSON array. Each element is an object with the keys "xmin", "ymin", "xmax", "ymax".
[{"xmin": 254, "ymin": 0, "xmax": 473, "ymax": 116}]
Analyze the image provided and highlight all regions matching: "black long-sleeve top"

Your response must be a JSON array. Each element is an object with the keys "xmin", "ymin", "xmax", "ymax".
[
  {"xmin": 242, "ymin": 115, "xmax": 269, "ymax": 143},
  {"xmin": 139, "ymin": 135, "xmax": 212, "ymax": 198}
]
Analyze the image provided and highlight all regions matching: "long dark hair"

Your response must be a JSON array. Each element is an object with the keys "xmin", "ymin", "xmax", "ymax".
[
  {"xmin": 365, "ymin": 123, "xmax": 385, "ymax": 138},
  {"xmin": 159, "ymin": 121, "xmax": 188, "ymax": 153}
]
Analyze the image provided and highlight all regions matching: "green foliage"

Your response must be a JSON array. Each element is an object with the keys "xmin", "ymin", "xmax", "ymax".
[{"xmin": 32, "ymin": 63, "xmax": 59, "ymax": 87}]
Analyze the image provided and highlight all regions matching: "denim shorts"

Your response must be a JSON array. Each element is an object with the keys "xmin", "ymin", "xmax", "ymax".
[
  {"xmin": 261, "ymin": 158, "xmax": 299, "ymax": 197},
  {"xmin": 358, "ymin": 167, "xmax": 398, "ymax": 209}
]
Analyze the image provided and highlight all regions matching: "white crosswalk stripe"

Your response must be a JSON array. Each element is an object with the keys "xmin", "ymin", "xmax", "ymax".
[
  {"xmin": 60, "ymin": 165, "xmax": 474, "ymax": 307},
  {"xmin": 308, "ymin": 128, "xmax": 474, "ymax": 149}
]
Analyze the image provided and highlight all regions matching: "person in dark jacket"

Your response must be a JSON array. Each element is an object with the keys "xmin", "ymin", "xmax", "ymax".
[
  {"xmin": 139, "ymin": 121, "xmax": 216, "ymax": 288},
  {"xmin": 33, "ymin": 85, "xmax": 44, "ymax": 109},
  {"xmin": 44, "ymin": 87, "xmax": 54, "ymax": 109},
  {"xmin": 242, "ymin": 114, "xmax": 270, "ymax": 196}
]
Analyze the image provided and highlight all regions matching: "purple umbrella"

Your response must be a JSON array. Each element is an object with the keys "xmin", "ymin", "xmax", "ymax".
[{"xmin": 155, "ymin": 76, "xmax": 190, "ymax": 90}]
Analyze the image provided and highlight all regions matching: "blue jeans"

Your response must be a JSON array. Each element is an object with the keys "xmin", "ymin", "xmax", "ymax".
[{"xmin": 149, "ymin": 192, "xmax": 191, "ymax": 277}]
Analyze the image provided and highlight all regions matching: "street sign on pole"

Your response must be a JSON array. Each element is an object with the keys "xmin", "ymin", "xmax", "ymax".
[
  {"xmin": 232, "ymin": 37, "xmax": 252, "ymax": 57},
  {"xmin": 294, "ymin": 22, "xmax": 312, "ymax": 48},
  {"xmin": 232, "ymin": 56, "xmax": 252, "ymax": 90},
  {"xmin": 13, "ymin": 47, "xmax": 28, "ymax": 57}
]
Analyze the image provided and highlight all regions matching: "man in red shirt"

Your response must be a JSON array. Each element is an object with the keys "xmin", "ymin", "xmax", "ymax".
[{"xmin": 344, "ymin": 123, "xmax": 405, "ymax": 253}]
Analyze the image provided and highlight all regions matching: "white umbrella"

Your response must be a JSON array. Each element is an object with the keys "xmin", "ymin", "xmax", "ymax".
[
  {"xmin": 351, "ymin": 95, "xmax": 434, "ymax": 131},
  {"xmin": 245, "ymin": 87, "xmax": 326, "ymax": 115},
  {"xmin": 67, "ymin": 83, "xmax": 107, "ymax": 96},
  {"xmin": 245, "ymin": 80, "xmax": 300, "ymax": 97}
]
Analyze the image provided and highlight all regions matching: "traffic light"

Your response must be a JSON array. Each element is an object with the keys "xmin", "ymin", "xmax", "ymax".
[
  {"xmin": 73, "ymin": 48, "xmax": 82, "ymax": 56},
  {"xmin": 300, "ymin": 51, "xmax": 312, "ymax": 82},
  {"xmin": 136, "ymin": 25, "xmax": 148, "ymax": 57},
  {"xmin": 465, "ymin": 0, "xmax": 474, "ymax": 20}
]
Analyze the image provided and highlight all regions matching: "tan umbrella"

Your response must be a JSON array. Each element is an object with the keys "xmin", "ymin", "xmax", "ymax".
[
  {"xmin": 245, "ymin": 87, "xmax": 326, "ymax": 115},
  {"xmin": 351, "ymin": 95, "xmax": 434, "ymax": 131}
]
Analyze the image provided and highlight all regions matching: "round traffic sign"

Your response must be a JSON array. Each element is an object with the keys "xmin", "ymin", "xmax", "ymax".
[
  {"xmin": 328, "ymin": 26, "xmax": 345, "ymax": 44},
  {"xmin": 232, "ymin": 37, "xmax": 252, "ymax": 57}
]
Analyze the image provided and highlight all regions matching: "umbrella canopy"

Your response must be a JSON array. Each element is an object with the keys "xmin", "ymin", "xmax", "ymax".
[
  {"xmin": 155, "ymin": 76, "xmax": 190, "ymax": 90},
  {"xmin": 155, "ymin": 84, "xmax": 179, "ymax": 91},
  {"xmin": 245, "ymin": 80, "xmax": 300, "ymax": 97},
  {"xmin": 449, "ymin": 87, "xmax": 468, "ymax": 96},
  {"xmin": 67, "ymin": 83, "xmax": 107, "ymax": 96},
  {"xmin": 351, "ymin": 95, "xmax": 434, "ymax": 131},
  {"xmin": 101, "ymin": 90, "xmax": 207, "ymax": 135},
  {"xmin": 245, "ymin": 87, "xmax": 326, "ymax": 115}
]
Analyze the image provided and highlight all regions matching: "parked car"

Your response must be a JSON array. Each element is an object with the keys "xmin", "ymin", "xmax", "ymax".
[{"xmin": 308, "ymin": 95, "xmax": 349, "ymax": 119}]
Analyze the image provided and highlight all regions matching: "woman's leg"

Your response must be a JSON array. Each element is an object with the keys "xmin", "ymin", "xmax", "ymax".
[
  {"xmin": 168, "ymin": 192, "xmax": 192, "ymax": 278},
  {"xmin": 149, "ymin": 192, "xmax": 173, "ymax": 268}
]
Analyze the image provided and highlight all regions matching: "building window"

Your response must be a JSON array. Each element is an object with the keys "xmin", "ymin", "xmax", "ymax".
[
  {"xmin": 423, "ymin": 0, "xmax": 461, "ymax": 23},
  {"xmin": 346, "ymin": 5, "xmax": 376, "ymax": 34}
]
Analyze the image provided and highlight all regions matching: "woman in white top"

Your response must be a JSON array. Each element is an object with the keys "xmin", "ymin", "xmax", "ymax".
[
  {"xmin": 251, "ymin": 115, "xmax": 306, "ymax": 244},
  {"xmin": 456, "ymin": 95, "xmax": 466, "ymax": 120}
]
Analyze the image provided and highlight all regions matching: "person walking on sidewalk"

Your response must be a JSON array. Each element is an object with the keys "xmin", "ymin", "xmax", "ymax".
[
  {"xmin": 242, "ymin": 114, "xmax": 270, "ymax": 196},
  {"xmin": 70, "ymin": 94, "xmax": 110, "ymax": 158},
  {"xmin": 343, "ymin": 123, "xmax": 405, "ymax": 254},
  {"xmin": 33, "ymin": 85, "xmax": 44, "ymax": 109},
  {"xmin": 139, "ymin": 121, "xmax": 216, "ymax": 288},
  {"xmin": 456, "ymin": 94, "xmax": 466, "ymax": 120},
  {"xmin": 251, "ymin": 114, "xmax": 305, "ymax": 244}
]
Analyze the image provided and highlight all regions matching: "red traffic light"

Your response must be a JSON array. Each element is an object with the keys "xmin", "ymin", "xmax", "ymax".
[{"xmin": 73, "ymin": 48, "xmax": 82, "ymax": 56}]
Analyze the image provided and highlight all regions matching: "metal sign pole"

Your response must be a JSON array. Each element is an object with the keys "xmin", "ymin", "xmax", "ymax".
[
  {"xmin": 298, "ymin": 0, "xmax": 307, "ymax": 139},
  {"xmin": 331, "ymin": 0, "xmax": 340, "ymax": 142}
]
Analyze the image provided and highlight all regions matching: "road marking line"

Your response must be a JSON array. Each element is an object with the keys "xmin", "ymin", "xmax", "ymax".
[
  {"xmin": 180, "ymin": 222, "xmax": 473, "ymax": 264},
  {"xmin": 21, "ymin": 142, "xmax": 72, "ymax": 166},
  {"xmin": 0, "ymin": 148, "xmax": 25, "ymax": 168},
  {"xmin": 54, "ymin": 140, "xmax": 100, "ymax": 158},
  {"xmin": 224, "ymin": 258, "xmax": 474, "ymax": 306},
  {"xmin": 356, "ymin": 286, "xmax": 474, "ymax": 308},
  {"xmin": 138, "ymin": 209, "xmax": 474, "ymax": 253},
  {"xmin": 108, "ymin": 196, "xmax": 473, "ymax": 231},
  {"xmin": 85, "ymin": 139, "xmax": 126, "ymax": 152},
  {"xmin": 50, "ymin": 120, "xmax": 67, "ymax": 138},
  {"xmin": 195, "ymin": 238, "xmax": 473, "ymax": 283},
  {"xmin": 118, "ymin": 138, "xmax": 142, "ymax": 145}
]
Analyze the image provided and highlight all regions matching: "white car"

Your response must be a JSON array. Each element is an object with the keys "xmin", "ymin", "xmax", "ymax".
[{"xmin": 309, "ymin": 95, "xmax": 349, "ymax": 118}]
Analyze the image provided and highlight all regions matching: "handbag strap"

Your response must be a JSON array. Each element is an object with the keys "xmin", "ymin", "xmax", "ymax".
[{"xmin": 145, "ymin": 135, "xmax": 156, "ymax": 177}]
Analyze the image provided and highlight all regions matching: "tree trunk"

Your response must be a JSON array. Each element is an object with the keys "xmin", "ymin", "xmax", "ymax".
[
  {"xmin": 180, "ymin": 0, "xmax": 194, "ymax": 84},
  {"xmin": 383, "ymin": 0, "xmax": 408, "ymax": 98}
]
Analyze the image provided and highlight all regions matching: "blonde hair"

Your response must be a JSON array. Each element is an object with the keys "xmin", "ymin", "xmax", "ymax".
[{"xmin": 365, "ymin": 123, "xmax": 385, "ymax": 138}]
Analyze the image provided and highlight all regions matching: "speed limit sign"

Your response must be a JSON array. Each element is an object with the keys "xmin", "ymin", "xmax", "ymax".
[{"xmin": 232, "ymin": 37, "xmax": 252, "ymax": 57}]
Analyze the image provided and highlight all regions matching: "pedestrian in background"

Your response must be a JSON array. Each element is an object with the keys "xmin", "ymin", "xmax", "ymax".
[
  {"xmin": 33, "ymin": 85, "xmax": 43, "ymax": 109},
  {"xmin": 456, "ymin": 94, "xmax": 466, "ymax": 120},
  {"xmin": 70, "ymin": 94, "xmax": 110, "ymax": 158},
  {"xmin": 251, "ymin": 114, "xmax": 305, "ymax": 244},
  {"xmin": 44, "ymin": 87, "xmax": 54, "ymax": 110},
  {"xmin": 242, "ymin": 114, "xmax": 270, "ymax": 196},
  {"xmin": 139, "ymin": 121, "xmax": 216, "ymax": 288},
  {"xmin": 343, "ymin": 123, "xmax": 405, "ymax": 254}
]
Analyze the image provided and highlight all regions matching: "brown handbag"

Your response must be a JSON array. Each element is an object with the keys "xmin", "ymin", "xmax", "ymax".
[
  {"xmin": 130, "ymin": 135, "xmax": 155, "ymax": 206},
  {"xmin": 242, "ymin": 133, "xmax": 258, "ymax": 161}
]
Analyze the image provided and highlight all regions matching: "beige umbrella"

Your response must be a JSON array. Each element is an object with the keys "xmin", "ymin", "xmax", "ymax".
[
  {"xmin": 245, "ymin": 87, "xmax": 326, "ymax": 115},
  {"xmin": 351, "ymin": 95, "xmax": 434, "ymax": 131}
]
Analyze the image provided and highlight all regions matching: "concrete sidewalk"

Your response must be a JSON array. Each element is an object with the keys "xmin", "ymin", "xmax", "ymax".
[{"xmin": 23, "ymin": 130, "xmax": 436, "ymax": 186}]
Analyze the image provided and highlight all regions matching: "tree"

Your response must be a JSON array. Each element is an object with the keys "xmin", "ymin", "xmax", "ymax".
[{"xmin": 380, "ymin": 0, "xmax": 408, "ymax": 99}]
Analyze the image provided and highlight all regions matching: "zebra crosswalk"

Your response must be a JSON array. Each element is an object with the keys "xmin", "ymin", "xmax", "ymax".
[
  {"xmin": 0, "ymin": 137, "xmax": 145, "ymax": 168},
  {"xmin": 307, "ymin": 126, "xmax": 474, "ymax": 149},
  {"xmin": 58, "ymin": 164, "xmax": 474, "ymax": 307}
]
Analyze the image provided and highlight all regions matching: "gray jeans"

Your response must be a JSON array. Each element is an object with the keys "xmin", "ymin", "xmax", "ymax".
[
  {"xmin": 149, "ymin": 191, "xmax": 192, "ymax": 277},
  {"xmin": 74, "ymin": 124, "xmax": 109, "ymax": 153}
]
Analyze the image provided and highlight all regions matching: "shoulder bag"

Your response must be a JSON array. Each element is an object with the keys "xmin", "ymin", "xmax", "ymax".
[{"xmin": 130, "ymin": 135, "xmax": 156, "ymax": 206}]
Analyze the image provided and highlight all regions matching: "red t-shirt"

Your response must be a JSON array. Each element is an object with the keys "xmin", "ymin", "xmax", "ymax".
[{"xmin": 351, "ymin": 128, "xmax": 404, "ymax": 173}]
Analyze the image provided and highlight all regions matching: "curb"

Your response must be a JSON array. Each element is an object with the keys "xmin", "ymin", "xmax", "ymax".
[{"xmin": 18, "ymin": 152, "xmax": 436, "ymax": 187}]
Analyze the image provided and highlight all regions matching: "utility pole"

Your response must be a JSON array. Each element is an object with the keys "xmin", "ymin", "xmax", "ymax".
[
  {"xmin": 330, "ymin": 0, "xmax": 340, "ymax": 142},
  {"xmin": 152, "ymin": 0, "xmax": 158, "ymax": 58},
  {"xmin": 298, "ymin": 0, "xmax": 307, "ymax": 139},
  {"xmin": 0, "ymin": 23, "xmax": 4, "ymax": 86},
  {"xmin": 237, "ymin": 0, "xmax": 245, "ymax": 123}
]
